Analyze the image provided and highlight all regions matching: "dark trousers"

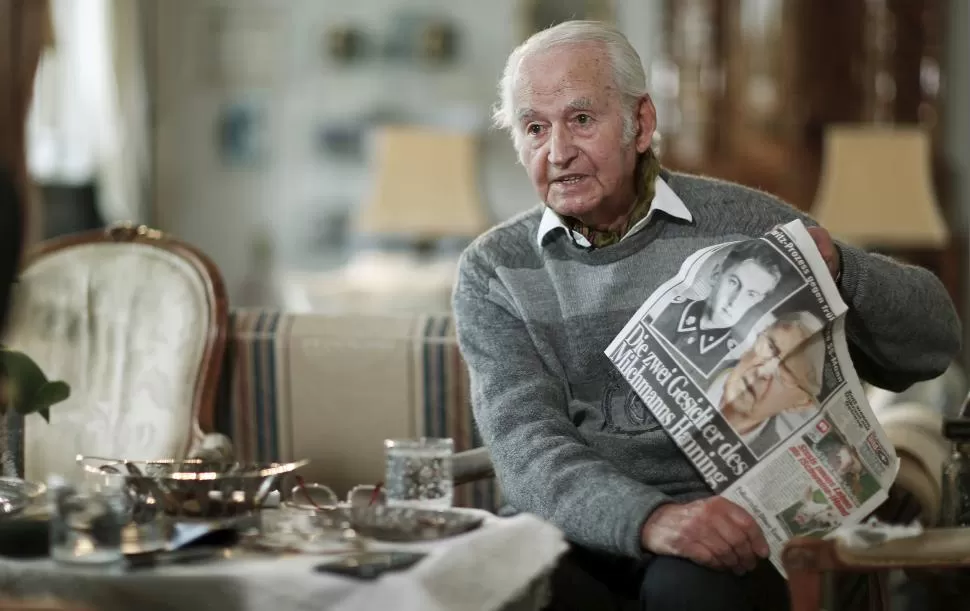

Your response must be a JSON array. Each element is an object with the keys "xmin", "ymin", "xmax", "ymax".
[{"xmin": 546, "ymin": 544, "xmax": 790, "ymax": 611}]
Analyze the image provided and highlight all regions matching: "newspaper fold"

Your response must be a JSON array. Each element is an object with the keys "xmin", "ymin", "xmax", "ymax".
[{"xmin": 605, "ymin": 220, "xmax": 899, "ymax": 575}]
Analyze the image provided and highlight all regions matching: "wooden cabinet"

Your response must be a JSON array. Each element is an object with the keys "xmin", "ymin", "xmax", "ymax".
[
  {"xmin": 657, "ymin": 0, "xmax": 946, "ymax": 212},
  {"xmin": 656, "ymin": 0, "xmax": 961, "ymax": 309}
]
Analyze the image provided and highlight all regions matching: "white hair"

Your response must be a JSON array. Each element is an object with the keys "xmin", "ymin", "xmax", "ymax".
[{"xmin": 492, "ymin": 21, "xmax": 648, "ymax": 154}]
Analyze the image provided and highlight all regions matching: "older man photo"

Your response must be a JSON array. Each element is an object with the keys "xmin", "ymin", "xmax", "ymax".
[
  {"xmin": 710, "ymin": 311, "xmax": 826, "ymax": 458},
  {"xmin": 452, "ymin": 20, "xmax": 960, "ymax": 611}
]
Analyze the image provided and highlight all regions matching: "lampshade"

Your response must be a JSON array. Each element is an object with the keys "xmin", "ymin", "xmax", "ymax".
[
  {"xmin": 811, "ymin": 125, "xmax": 949, "ymax": 248},
  {"xmin": 356, "ymin": 124, "xmax": 491, "ymax": 240}
]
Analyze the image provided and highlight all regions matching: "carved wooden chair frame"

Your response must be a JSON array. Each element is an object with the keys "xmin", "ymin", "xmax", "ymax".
[{"xmin": 18, "ymin": 221, "xmax": 228, "ymax": 442}]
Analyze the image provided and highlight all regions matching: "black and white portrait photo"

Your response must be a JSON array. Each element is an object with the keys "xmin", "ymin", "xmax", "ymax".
[{"xmin": 648, "ymin": 239, "xmax": 802, "ymax": 379}]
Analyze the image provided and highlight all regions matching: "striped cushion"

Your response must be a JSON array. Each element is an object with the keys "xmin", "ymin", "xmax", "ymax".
[
  {"xmin": 215, "ymin": 309, "xmax": 503, "ymax": 512},
  {"xmin": 215, "ymin": 309, "xmax": 287, "ymax": 462}
]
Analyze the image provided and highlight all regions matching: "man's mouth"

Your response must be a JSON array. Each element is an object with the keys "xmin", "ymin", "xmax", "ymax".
[
  {"xmin": 552, "ymin": 174, "xmax": 586, "ymax": 185},
  {"xmin": 744, "ymin": 378, "xmax": 757, "ymax": 398},
  {"xmin": 728, "ymin": 376, "xmax": 758, "ymax": 414}
]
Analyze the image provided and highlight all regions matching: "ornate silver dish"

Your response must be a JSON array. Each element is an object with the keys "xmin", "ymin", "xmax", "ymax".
[
  {"xmin": 76, "ymin": 455, "xmax": 309, "ymax": 521},
  {"xmin": 321, "ymin": 505, "xmax": 485, "ymax": 542},
  {"xmin": 0, "ymin": 477, "xmax": 46, "ymax": 518}
]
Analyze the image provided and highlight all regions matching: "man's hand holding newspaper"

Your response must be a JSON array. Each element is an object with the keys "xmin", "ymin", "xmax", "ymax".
[
  {"xmin": 641, "ymin": 496, "xmax": 771, "ymax": 574},
  {"xmin": 606, "ymin": 220, "xmax": 900, "ymax": 575},
  {"xmin": 805, "ymin": 225, "xmax": 843, "ymax": 281}
]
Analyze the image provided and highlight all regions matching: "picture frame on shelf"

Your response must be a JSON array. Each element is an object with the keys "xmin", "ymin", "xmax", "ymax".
[{"xmin": 216, "ymin": 98, "xmax": 270, "ymax": 168}]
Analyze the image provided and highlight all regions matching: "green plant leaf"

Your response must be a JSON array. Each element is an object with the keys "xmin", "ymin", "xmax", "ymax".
[
  {"xmin": 0, "ymin": 348, "xmax": 71, "ymax": 419},
  {"xmin": 23, "ymin": 380, "xmax": 71, "ymax": 422}
]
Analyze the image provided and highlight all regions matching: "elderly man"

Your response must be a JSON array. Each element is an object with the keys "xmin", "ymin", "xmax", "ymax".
[{"xmin": 452, "ymin": 20, "xmax": 960, "ymax": 611}]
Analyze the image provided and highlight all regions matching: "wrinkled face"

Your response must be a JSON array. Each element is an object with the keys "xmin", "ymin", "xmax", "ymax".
[
  {"xmin": 513, "ymin": 43, "xmax": 654, "ymax": 226},
  {"xmin": 706, "ymin": 259, "xmax": 779, "ymax": 328},
  {"xmin": 720, "ymin": 322, "xmax": 819, "ymax": 424}
]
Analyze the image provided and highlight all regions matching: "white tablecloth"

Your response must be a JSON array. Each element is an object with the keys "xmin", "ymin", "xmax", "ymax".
[{"xmin": 0, "ymin": 512, "xmax": 567, "ymax": 611}]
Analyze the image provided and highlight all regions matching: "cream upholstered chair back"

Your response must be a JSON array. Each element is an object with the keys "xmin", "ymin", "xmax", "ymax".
[{"xmin": 3, "ymin": 223, "xmax": 228, "ymax": 482}]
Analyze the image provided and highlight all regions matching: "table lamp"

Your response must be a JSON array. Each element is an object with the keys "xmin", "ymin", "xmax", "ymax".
[
  {"xmin": 356, "ymin": 124, "xmax": 491, "ymax": 255},
  {"xmin": 811, "ymin": 125, "xmax": 949, "ymax": 249}
]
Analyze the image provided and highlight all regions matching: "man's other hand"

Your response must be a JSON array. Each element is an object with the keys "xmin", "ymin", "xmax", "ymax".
[
  {"xmin": 640, "ymin": 498, "xmax": 770, "ymax": 573},
  {"xmin": 807, "ymin": 226, "xmax": 841, "ymax": 281}
]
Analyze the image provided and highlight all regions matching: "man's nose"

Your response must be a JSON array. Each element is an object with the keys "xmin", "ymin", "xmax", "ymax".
[
  {"xmin": 547, "ymin": 124, "xmax": 577, "ymax": 166},
  {"xmin": 755, "ymin": 357, "xmax": 782, "ymax": 380}
]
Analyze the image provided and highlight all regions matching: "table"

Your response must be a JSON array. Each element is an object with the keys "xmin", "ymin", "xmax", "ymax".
[{"xmin": 0, "ymin": 511, "xmax": 567, "ymax": 611}]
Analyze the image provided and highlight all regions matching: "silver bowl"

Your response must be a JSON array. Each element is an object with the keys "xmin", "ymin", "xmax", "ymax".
[
  {"xmin": 0, "ymin": 477, "xmax": 46, "ymax": 518},
  {"xmin": 76, "ymin": 455, "xmax": 309, "ymax": 521}
]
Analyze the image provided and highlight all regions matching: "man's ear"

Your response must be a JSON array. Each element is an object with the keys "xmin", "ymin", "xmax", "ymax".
[
  {"xmin": 709, "ymin": 269, "xmax": 721, "ymax": 290},
  {"xmin": 634, "ymin": 94, "xmax": 657, "ymax": 154}
]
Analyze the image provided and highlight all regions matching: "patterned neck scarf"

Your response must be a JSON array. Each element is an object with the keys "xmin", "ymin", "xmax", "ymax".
[{"xmin": 564, "ymin": 149, "xmax": 662, "ymax": 249}]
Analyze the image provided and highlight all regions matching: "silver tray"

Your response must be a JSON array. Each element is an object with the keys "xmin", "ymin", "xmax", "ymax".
[
  {"xmin": 0, "ymin": 477, "xmax": 46, "ymax": 518},
  {"xmin": 321, "ymin": 505, "xmax": 485, "ymax": 542},
  {"xmin": 75, "ymin": 455, "xmax": 309, "ymax": 520}
]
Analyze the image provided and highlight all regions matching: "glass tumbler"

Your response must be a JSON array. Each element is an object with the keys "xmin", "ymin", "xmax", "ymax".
[
  {"xmin": 383, "ymin": 437, "xmax": 454, "ymax": 508},
  {"xmin": 48, "ymin": 473, "xmax": 127, "ymax": 566}
]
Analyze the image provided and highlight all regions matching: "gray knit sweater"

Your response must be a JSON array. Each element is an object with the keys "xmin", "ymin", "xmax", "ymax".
[{"xmin": 452, "ymin": 171, "xmax": 961, "ymax": 559}]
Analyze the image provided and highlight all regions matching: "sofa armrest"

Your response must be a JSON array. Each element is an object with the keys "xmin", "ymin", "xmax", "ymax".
[{"xmin": 454, "ymin": 447, "xmax": 494, "ymax": 486}]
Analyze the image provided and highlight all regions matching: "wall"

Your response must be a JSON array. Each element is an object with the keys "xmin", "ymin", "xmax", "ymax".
[{"xmin": 151, "ymin": 0, "xmax": 662, "ymax": 301}]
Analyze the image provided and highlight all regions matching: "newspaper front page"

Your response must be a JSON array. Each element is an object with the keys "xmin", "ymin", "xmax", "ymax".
[{"xmin": 605, "ymin": 220, "xmax": 899, "ymax": 574}]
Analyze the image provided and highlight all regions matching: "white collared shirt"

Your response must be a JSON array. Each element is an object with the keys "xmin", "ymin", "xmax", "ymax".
[{"xmin": 536, "ymin": 175, "xmax": 693, "ymax": 247}]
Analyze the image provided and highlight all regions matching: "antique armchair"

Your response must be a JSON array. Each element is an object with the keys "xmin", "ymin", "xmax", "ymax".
[
  {"xmin": 783, "ymin": 527, "xmax": 970, "ymax": 611},
  {"xmin": 1, "ymin": 223, "xmax": 230, "ymax": 481}
]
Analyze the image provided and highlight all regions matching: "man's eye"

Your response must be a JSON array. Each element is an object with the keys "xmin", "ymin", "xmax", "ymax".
[
  {"xmin": 576, "ymin": 113, "xmax": 591, "ymax": 125},
  {"xmin": 767, "ymin": 338, "xmax": 782, "ymax": 358},
  {"xmin": 526, "ymin": 124, "xmax": 542, "ymax": 136}
]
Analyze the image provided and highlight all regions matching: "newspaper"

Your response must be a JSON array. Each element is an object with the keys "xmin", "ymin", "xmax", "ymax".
[{"xmin": 605, "ymin": 219, "xmax": 899, "ymax": 575}]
